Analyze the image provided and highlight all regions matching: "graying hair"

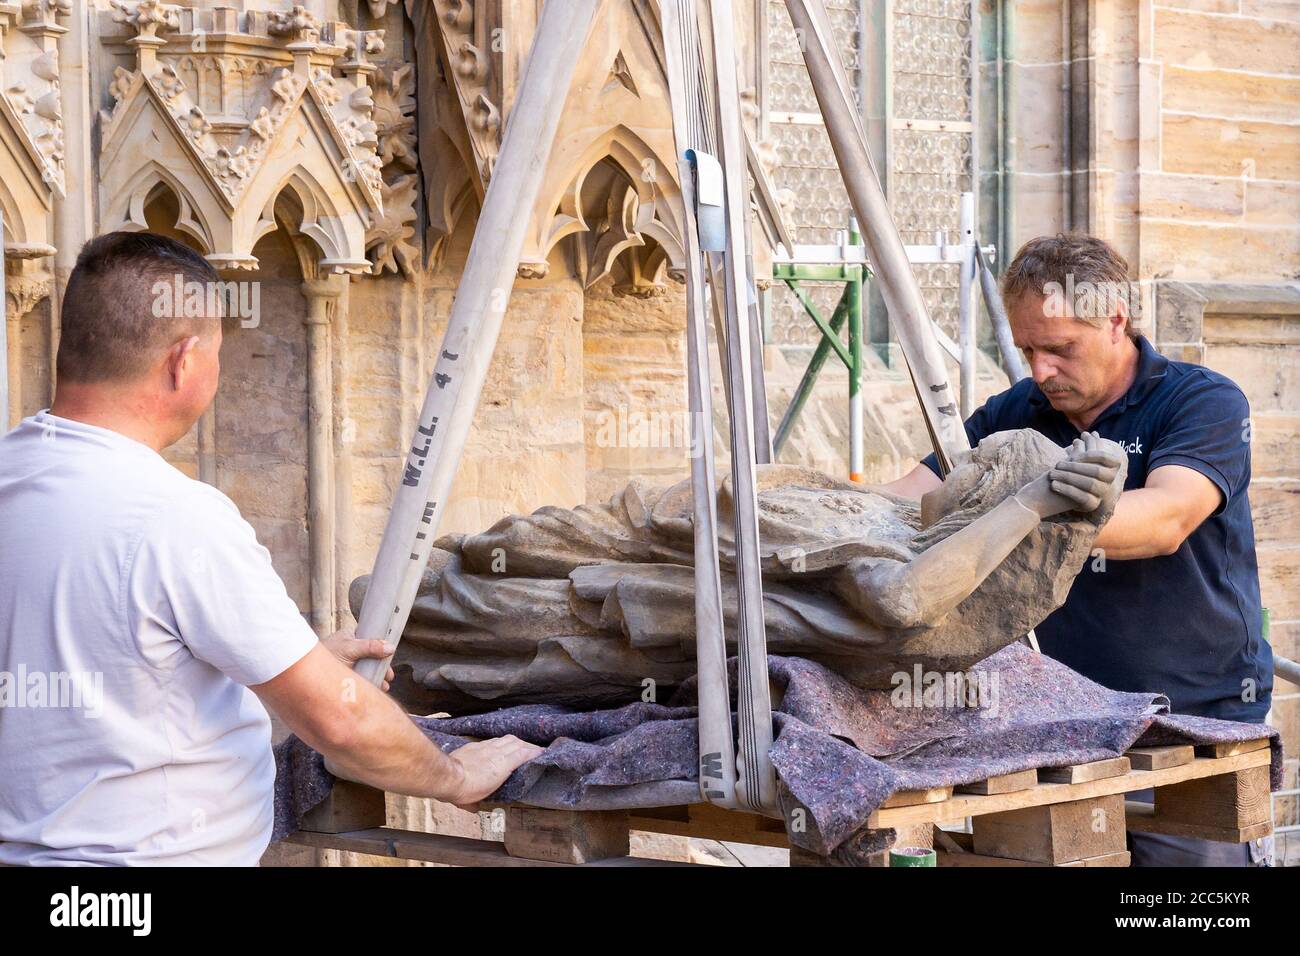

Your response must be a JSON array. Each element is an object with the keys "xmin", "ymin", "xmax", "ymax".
[{"xmin": 1001, "ymin": 234, "xmax": 1140, "ymax": 338}]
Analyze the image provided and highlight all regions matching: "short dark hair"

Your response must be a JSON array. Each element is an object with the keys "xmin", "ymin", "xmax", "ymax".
[
  {"xmin": 1001, "ymin": 234, "xmax": 1139, "ymax": 338},
  {"xmin": 57, "ymin": 231, "xmax": 221, "ymax": 384}
]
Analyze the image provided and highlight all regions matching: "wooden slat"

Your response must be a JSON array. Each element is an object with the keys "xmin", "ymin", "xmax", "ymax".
[
  {"xmin": 629, "ymin": 802, "xmax": 789, "ymax": 849},
  {"xmin": 1193, "ymin": 737, "xmax": 1270, "ymax": 759},
  {"xmin": 882, "ymin": 786, "xmax": 952, "ymax": 808},
  {"xmin": 1126, "ymin": 745, "xmax": 1194, "ymax": 771},
  {"xmin": 288, "ymin": 826, "xmax": 700, "ymax": 867},
  {"xmin": 1038, "ymin": 756, "xmax": 1131, "ymax": 784},
  {"xmin": 503, "ymin": 807, "xmax": 630, "ymax": 864},
  {"xmin": 955, "ymin": 769, "xmax": 1039, "ymax": 795},
  {"xmin": 1124, "ymin": 802, "xmax": 1273, "ymax": 843},
  {"xmin": 298, "ymin": 781, "xmax": 387, "ymax": 834},
  {"xmin": 867, "ymin": 748, "xmax": 1271, "ymax": 828}
]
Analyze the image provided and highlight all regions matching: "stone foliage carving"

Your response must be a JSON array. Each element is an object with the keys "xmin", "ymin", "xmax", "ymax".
[
  {"xmin": 98, "ymin": 2, "xmax": 387, "ymax": 273},
  {"xmin": 363, "ymin": 53, "xmax": 419, "ymax": 277},
  {"xmin": 0, "ymin": 0, "xmax": 68, "ymax": 198}
]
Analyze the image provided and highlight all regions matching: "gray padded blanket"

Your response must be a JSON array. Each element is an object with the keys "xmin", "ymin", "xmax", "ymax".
[{"xmin": 272, "ymin": 643, "xmax": 1282, "ymax": 856}]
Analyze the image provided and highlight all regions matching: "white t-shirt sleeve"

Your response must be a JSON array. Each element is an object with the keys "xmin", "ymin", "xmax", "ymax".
[{"xmin": 127, "ymin": 484, "xmax": 319, "ymax": 686}]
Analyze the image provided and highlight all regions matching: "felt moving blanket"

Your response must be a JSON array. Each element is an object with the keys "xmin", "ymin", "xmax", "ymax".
[{"xmin": 272, "ymin": 643, "xmax": 1283, "ymax": 856}]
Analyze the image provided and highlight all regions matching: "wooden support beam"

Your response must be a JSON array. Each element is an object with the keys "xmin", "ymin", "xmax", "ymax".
[
  {"xmin": 972, "ymin": 794, "xmax": 1126, "ymax": 865},
  {"xmin": 937, "ymin": 832, "xmax": 1130, "ymax": 866},
  {"xmin": 1153, "ymin": 764, "xmax": 1272, "ymax": 831},
  {"xmin": 502, "ymin": 807, "xmax": 631, "ymax": 865},
  {"xmin": 299, "ymin": 780, "xmax": 387, "ymax": 834},
  {"xmin": 629, "ymin": 804, "xmax": 789, "ymax": 849},
  {"xmin": 1124, "ymin": 801, "xmax": 1273, "ymax": 843},
  {"xmin": 938, "ymin": 849, "xmax": 1131, "ymax": 867}
]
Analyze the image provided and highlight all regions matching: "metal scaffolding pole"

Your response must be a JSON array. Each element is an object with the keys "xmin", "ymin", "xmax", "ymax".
[
  {"xmin": 707, "ymin": 0, "xmax": 779, "ymax": 814},
  {"xmin": 352, "ymin": 0, "xmax": 600, "ymax": 685},
  {"xmin": 784, "ymin": 0, "xmax": 969, "ymax": 474},
  {"xmin": 662, "ymin": 0, "xmax": 738, "ymax": 809}
]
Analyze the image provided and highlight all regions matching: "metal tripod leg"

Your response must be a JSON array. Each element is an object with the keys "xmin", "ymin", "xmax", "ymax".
[{"xmin": 352, "ymin": 0, "xmax": 600, "ymax": 685}]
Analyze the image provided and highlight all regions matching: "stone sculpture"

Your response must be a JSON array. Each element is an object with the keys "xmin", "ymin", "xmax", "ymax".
[{"xmin": 352, "ymin": 429, "xmax": 1127, "ymax": 715}]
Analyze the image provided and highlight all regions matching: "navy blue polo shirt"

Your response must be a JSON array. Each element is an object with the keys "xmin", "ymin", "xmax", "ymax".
[{"xmin": 922, "ymin": 336, "xmax": 1272, "ymax": 722}]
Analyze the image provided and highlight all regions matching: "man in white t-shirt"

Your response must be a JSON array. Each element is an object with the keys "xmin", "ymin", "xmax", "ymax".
[{"xmin": 0, "ymin": 232, "xmax": 540, "ymax": 865}]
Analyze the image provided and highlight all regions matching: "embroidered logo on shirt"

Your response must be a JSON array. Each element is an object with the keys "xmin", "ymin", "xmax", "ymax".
[{"xmin": 1118, "ymin": 437, "xmax": 1143, "ymax": 455}]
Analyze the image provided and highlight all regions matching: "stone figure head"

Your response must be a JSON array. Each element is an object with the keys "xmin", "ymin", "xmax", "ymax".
[{"xmin": 918, "ymin": 429, "xmax": 1066, "ymax": 537}]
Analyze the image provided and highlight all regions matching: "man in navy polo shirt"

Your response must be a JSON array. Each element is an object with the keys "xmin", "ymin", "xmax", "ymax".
[{"xmin": 881, "ymin": 234, "xmax": 1273, "ymax": 866}]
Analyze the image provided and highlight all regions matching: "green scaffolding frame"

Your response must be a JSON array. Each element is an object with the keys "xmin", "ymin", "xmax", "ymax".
[{"xmin": 771, "ymin": 221, "xmax": 870, "ymax": 478}]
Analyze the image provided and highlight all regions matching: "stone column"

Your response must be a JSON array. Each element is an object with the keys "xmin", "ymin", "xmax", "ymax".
[
  {"xmin": 331, "ymin": 280, "xmax": 354, "ymax": 632},
  {"xmin": 4, "ymin": 271, "xmax": 53, "ymax": 428},
  {"xmin": 301, "ymin": 275, "xmax": 345, "ymax": 635}
]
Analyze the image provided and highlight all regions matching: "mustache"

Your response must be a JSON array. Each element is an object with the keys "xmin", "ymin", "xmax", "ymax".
[{"xmin": 1039, "ymin": 380, "xmax": 1072, "ymax": 395}]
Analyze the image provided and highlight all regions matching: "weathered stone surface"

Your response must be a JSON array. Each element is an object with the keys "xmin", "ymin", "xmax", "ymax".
[
  {"xmin": 1154, "ymin": 8, "xmax": 1300, "ymax": 74},
  {"xmin": 355, "ymin": 429, "xmax": 1125, "ymax": 714}
]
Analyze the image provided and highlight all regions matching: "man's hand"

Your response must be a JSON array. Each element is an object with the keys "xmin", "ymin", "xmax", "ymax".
[
  {"xmin": 322, "ymin": 626, "xmax": 396, "ymax": 692},
  {"xmin": 256, "ymin": 644, "xmax": 543, "ymax": 806},
  {"xmin": 442, "ymin": 736, "xmax": 545, "ymax": 808},
  {"xmin": 1050, "ymin": 431, "xmax": 1124, "ymax": 514},
  {"xmin": 1015, "ymin": 431, "xmax": 1124, "ymax": 519}
]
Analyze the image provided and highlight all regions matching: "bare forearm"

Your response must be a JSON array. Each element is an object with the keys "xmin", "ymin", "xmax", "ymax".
[
  {"xmin": 874, "ymin": 462, "xmax": 944, "ymax": 499},
  {"xmin": 1092, "ymin": 488, "xmax": 1190, "ymax": 559},
  {"xmin": 256, "ymin": 645, "xmax": 468, "ymax": 802},
  {"xmin": 324, "ymin": 685, "xmax": 466, "ymax": 801}
]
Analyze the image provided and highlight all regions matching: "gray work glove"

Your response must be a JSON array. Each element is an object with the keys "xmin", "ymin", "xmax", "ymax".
[{"xmin": 1015, "ymin": 431, "xmax": 1125, "ymax": 519}]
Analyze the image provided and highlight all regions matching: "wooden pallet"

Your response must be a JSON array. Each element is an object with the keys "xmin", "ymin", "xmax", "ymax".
[{"xmin": 283, "ymin": 736, "xmax": 1273, "ymax": 867}]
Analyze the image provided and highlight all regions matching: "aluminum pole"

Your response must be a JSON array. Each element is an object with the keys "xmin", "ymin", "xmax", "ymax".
[
  {"xmin": 708, "ymin": 0, "xmax": 778, "ymax": 814},
  {"xmin": 784, "ymin": 0, "xmax": 968, "ymax": 474},
  {"xmin": 353, "ymin": 0, "xmax": 600, "ymax": 685},
  {"xmin": 662, "ymin": 0, "xmax": 739, "ymax": 809}
]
